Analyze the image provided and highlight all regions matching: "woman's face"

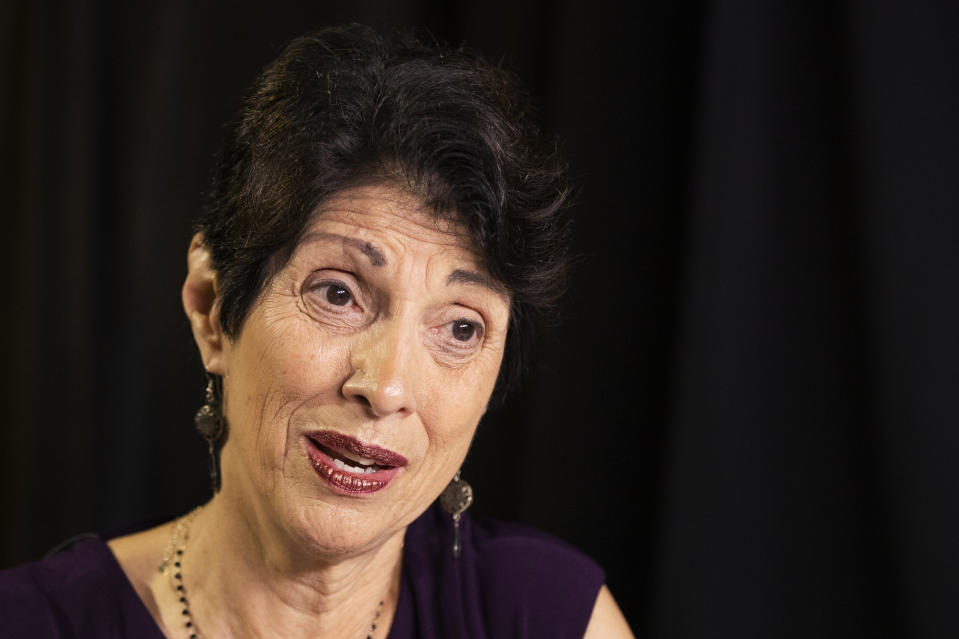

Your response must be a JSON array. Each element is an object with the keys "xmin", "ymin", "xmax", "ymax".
[{"xmin": 210, "ymin": 185, "xmax": 510, "ymax": 556}]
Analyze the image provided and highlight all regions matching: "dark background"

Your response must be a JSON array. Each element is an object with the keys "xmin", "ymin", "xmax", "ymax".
[{"xmin": 2, "ymin": 1, "xmax": 957, "ymax": 637}]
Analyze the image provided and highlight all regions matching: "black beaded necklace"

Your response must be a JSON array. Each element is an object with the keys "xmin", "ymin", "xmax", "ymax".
[{"xmin": 158, "ymin": 507, "xmax": 385, "ymax": 639}]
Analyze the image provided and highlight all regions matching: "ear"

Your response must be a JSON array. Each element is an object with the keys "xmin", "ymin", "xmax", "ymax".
[{"xmin": 182, "ymin": 233, "xmax": 227, "ymax": 374}]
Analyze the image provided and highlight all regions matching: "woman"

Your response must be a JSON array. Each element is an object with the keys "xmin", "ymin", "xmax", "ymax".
[{"xmin": 0, "ymin": 25, "xmax": 633, "ymax": 638}]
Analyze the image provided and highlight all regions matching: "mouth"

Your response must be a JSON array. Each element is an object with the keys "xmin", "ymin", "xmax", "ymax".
[{"xmin": 304, "ymin": 431, "xmax": 407, "ymax": 495}]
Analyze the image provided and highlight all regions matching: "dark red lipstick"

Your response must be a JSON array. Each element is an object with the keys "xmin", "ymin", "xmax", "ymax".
[{"xmin": 305, "ymin": 431, "xmax": 407, "ymax": 495}]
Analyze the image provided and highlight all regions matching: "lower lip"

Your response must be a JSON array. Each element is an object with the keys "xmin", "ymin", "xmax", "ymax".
[{"xmin": 304, "ymin": 438, "xmax": 401, "ymax": 495}]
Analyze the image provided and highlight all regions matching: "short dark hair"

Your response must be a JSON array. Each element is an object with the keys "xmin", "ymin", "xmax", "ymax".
[{"xmin": 196, "ymin": 24, "xmax": 571, "ymax": 403}]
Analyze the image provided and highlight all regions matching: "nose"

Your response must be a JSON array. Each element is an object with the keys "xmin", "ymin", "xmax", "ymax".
[{"xmin": 341, "ymin": 320, "xmax": 417, "ymax": 418}]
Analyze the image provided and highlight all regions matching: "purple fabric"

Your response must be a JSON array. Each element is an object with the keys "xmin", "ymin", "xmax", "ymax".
[{"xmin": 0, "ymin": 504, "xmax": 604, "ymax": 638}]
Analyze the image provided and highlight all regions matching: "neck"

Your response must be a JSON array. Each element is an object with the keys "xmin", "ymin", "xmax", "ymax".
[{"xmin": 169, "ymin": 495, "xmax": 404, "ymax": 639}]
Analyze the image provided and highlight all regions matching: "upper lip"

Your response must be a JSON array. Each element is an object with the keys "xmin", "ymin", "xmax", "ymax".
[{"xmin": 306, "ymin": 431, "xmax": 408, "ymax": 467}]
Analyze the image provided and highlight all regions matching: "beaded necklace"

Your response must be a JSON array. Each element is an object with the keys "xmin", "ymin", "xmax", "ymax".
[{"xmin": 158, "ymin": 507, "xmax": 385, "ymax": 639}]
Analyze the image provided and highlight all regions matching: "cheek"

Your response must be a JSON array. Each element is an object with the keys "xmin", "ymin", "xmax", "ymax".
[
  {"xmin": 420, "ymin": 358, "xmax": 500, "ymax": 452},
  {"xmin": 226, "ymin": 313, "xmax": 352, "ymax": 470}
]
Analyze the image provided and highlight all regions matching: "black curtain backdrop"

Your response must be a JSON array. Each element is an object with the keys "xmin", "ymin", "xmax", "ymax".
[{"xmin": 2, "ymin": 2, "xmax": 957, "ymax": 637}]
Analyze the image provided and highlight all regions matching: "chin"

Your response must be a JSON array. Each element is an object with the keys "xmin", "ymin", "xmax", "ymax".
[{"xmin": 256, "ymin": 479, "xmax": 402, "ymax": 560}]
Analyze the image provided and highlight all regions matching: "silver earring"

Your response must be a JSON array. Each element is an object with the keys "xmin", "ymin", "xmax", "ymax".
[
  {"xmin": 439, "ymin": 470, "xmax": 473, "ymax": 558},
  {"xmin": 194, "ymin": 373, "xmax": 225, "ymax": 493}
]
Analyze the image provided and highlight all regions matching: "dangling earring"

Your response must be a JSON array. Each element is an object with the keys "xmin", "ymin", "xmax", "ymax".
[
  {"xmin": 193, "ymin": 373, "xmax": 225, "ymax": 493},
  {"xmin": 439, "ymin": 470, "xmax": 473, "ymax": 558}
]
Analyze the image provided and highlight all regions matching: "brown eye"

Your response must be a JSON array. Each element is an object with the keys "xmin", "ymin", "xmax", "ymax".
[
  {"xmin": 451, "ymin": 320, "xmax": 476, "ymax": 342},
  {"xmin": 325, "ymin": 285, "xmax": 352, "ymax": 306}
]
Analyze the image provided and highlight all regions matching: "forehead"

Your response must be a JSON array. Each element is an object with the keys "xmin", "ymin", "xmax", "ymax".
[{"xmin": 302, "ymin": 185, "xmax": 481, "ymax": 264}]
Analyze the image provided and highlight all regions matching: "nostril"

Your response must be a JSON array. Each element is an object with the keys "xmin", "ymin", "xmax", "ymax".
[
  {"xmin": 342, "ymin": 380, "xmax": 372, "ymax": 405},
  {"xmin": 343, "ymin": 380, "xmax": 414, "ymax": 418}
]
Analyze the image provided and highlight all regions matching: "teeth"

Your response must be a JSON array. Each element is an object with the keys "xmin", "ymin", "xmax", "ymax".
[
  {"xmin": 332, "ymin": 458, "xmax": 377, "ymax": 474},
  {"xmin": 341, "ymin": 452, "xmax": 377, "ymax": 466}
]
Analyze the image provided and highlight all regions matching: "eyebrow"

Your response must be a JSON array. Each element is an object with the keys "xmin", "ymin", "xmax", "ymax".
[
  {"xmin": 301, "ymin": 230, "xmax": 506, "ymax": 298},
  {"xmin": 301, "ymin": 231, "xmax": 387, "ymax": 267},
  {"xmin": 358, "ymin": 241, "xmax": 387, "ymax": 267},
  {"xmin": 447, "ymin": 269, "xmax": 508, "ymax": 298}
]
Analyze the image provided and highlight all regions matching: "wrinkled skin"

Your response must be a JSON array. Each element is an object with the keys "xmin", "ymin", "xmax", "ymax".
[{"xmin": 201, "ymin": 184, "xmax": 511, "ymax": 562}]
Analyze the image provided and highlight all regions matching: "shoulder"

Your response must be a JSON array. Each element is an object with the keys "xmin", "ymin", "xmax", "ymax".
[
  {"xmin": 403, "ymin": 505, "xmax": 605, "ymax": 639},
  {"xmin": 0, "ymin": 523, "xmax": 169, "ymax": 639},
  {"xmin": 466, "ymin": 522, "xmax": 635, "ymax": 639},
  {"xmin": 468, "ymin": 514, "xmax": 605, "ymax": 593},
  {"xmin": 467, "ymin": 515, "xmax": 606, "ymax": 634},
  {"xmin": 0, "ymin": 537, "xmax": 121, "ymax": 636}
]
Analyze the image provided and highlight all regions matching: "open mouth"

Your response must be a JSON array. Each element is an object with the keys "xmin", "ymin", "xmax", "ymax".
[
  {"xmin": 314, "ymin": 440, "xmax": 383, "ymax": 474},
  {"xmin": 304, "ymin": 431, "xmax": 407, "ymax": 494}
]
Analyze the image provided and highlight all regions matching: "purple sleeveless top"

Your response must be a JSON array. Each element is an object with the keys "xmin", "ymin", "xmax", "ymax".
[{"xmin": 0, "ymin": 504, "xmax": 604, "ymax": 638}]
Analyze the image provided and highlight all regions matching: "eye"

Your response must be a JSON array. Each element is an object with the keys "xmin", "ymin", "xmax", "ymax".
[
  {"xmin": 451, "ymin": 319, "xmax": 477, "ymax": 342},
  {"xmin": 301, "ymin": 274, "xmax": 363, "ymax": 318},
  {"xmin": 442, "ymin": 318, "xmax": 485, "ymax": 351},
  {"xmin": 325, "ymin": 284, "xmax": 352, "ymax": 306}
]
